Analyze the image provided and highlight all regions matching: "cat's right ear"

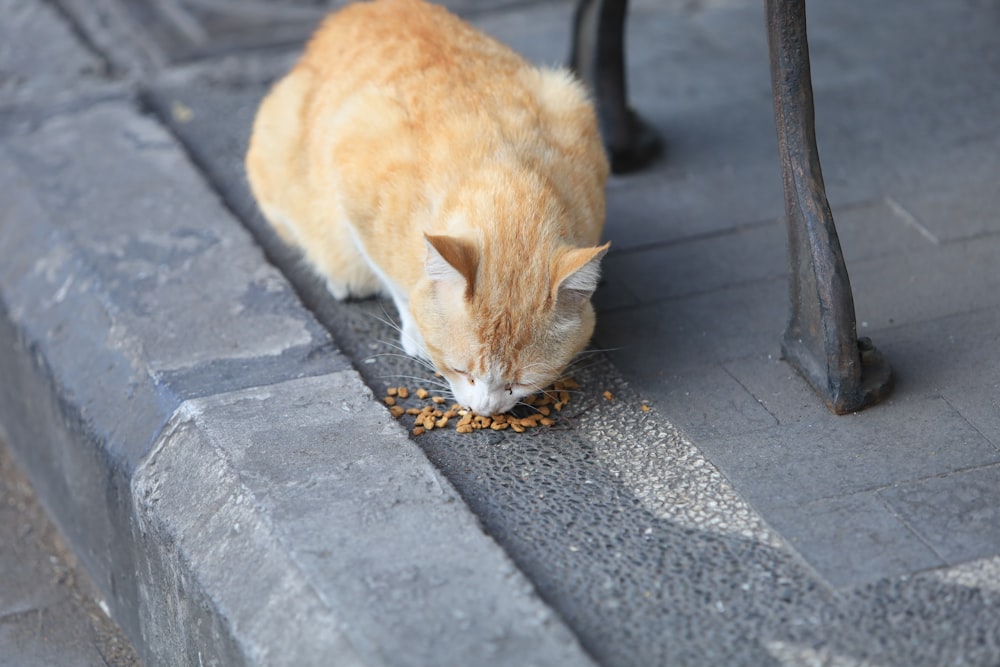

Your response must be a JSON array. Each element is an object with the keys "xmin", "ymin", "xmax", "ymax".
[
  {"xmin": 552, "ymin": 242, "xmax": 610, "ymax": 306},
  {"xmin": 424, "ymin": 234, "xmax": 479, "ymax": 299}
]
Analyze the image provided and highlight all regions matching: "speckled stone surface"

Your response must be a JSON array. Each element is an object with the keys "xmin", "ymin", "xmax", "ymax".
[{"xmin": 3, "ymin": 0, "xmax": 1000, "ymax": 665}]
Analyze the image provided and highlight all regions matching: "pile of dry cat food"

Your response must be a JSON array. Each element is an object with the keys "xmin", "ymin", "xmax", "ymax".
[{"xmin": 382, "ymin": 379, "xmax": 579, "ymax": 436}]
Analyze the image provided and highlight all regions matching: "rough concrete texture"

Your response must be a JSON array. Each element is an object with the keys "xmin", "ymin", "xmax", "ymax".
[
  {"xmin": 136, "ymin": 374, "xmax": 591, "ymax": 666},
  {"xmin": 49, "ymin": 0, "xmax": 566, "ymax": 76},
  {"xmin": 0, "ymin": 440, "xmax": 139, "ymax": 667},
  {"xmin": 3, "ymin": 0, "xmax": 1000, "ymax": 665},
  {"xmin": 0, "ymin": 0, "xmax": 111, "ymax": 106}
]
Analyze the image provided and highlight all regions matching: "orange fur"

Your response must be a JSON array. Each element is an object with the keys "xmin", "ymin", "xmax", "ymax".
[{"xmin": 246, "ymin": 0, "xmax": 609, "ymax": 415}]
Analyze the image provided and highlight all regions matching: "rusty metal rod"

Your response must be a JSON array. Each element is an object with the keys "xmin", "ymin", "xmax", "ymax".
[{"xmin": 766, "ymin": 0, "xmax": 891, "ymax": 413}]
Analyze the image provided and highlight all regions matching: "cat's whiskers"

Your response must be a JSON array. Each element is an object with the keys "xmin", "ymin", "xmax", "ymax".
[
  {"xmin": 377, "ymin": 374, "xmax": 452, "ymax": 392},
  {"xmin": 367, "ymin": 338, "xmax": 440, "ymax": 374},
  {"xmin": 364, "ymin": 306, "xmax": 436, "ymax": 370},
  {"xmin": 562, "ymin": 348, "xmax": 617, "ymax": 378},
  {"xmin": 364, "ymin": 306, "xmax": 401, "ymax": 335},
  {"xmin": 430, "ymin": 387, "xmax": 459, "ymax": 406},
  {"xmin": 369, "ymin": 314, "xmax": 402, "ymax": 334},
  {"xmin": 369, "ymin": 340, "xmax": 428, "ymax": 371},
  {"xmin": 365, "ymin": 349, "xmax": 437, "ymax": 372},
  {"xmin": 561, "ymin": 362, "xmax": 604, "ymax": 381},
  {"xmin": 567, "ymin": 346, "xmax": 621, "ymax": 363},
  {"xmin": 513, "ymin": 400, "xmax": 545, "ymax": 414}
]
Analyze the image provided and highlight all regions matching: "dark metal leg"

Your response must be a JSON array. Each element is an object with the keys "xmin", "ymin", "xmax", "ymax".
[
  {"xmin": 570, "ymin": 0, "xmax": 663, "ymax": 174},
  {"xmin": 766, "ymin": 0, "xmax": 892, "ymax": 413}
]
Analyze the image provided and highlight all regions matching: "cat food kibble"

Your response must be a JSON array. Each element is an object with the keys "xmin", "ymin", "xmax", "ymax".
[{"xmin": 382, "ymin": 379, "xmax": 578, "ymax": 436}]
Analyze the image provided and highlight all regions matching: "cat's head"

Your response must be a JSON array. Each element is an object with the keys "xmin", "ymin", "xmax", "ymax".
[{"xmin": 409, "ymin": 233, "xmax": 609, "ymax": 416}]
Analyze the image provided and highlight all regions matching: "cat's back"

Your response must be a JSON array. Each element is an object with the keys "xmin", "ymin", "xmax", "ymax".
[
  {"xmin": 248, "ymin": 0, "xmax": 608, "ymax": 279},
  {"xmin": 302, "ymin": 0, "xmax": 524, "ymax": 89},
  {"xmin": 297, "ymin": 0, "xmax": 538, "ymax": 139},
  {"xmin": 250, "ymin": 0, "xmax": 540, "ymax": 197}
]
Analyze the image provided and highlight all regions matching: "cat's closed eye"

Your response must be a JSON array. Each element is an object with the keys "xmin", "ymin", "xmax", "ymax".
[{"xmin": 451, "ymin": 368, "xmax": 475, "ymax": 385}]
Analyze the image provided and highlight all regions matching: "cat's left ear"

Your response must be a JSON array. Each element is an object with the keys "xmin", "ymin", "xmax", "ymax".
[
  {"xmin": 552, "ymin": 242, "xmax": 611, "ymax": 305},
  {"xmin": 424, "ymin": 234, "xmax": 479, "ymax": 299}
]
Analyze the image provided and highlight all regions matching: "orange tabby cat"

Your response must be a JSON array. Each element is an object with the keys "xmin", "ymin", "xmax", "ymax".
[{"xmin": 245, "ymin": 0, "xmax": 609, "ymax": 415}]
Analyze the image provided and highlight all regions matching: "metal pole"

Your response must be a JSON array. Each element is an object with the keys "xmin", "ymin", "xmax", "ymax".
[
  {"xmin": 569, "ymin": 0, "xmax": 662, "ymax": 173},
  {"xmin": 766, "ymin": 0, "xmax": 891, "ymax": 413}
]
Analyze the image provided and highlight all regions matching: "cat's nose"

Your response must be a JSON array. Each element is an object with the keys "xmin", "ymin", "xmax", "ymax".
[{"xmin": 469, "ymin": 394, "xmax": 516, "ymax": 417}]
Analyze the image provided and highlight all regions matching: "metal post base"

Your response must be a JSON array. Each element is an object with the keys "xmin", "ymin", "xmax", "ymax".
[
  {"xmin": 569, "ymin": 0, "xmax": 892, "ymax": 413},
  {"xmin": 767, "ymin": 0, "xmax": 892, "ymax": 413}
]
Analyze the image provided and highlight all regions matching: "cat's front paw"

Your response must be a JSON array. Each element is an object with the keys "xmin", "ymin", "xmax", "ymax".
[
  {"xmin": 324, "ymin": 277, "xmax": 351, "ymax": 301},
  {"xmin": 323, "ymin": 277, "xmax": 385, "ymax": 302}
]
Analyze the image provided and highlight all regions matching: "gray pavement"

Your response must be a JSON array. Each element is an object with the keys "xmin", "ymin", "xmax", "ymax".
[
  {"xmin": 1, "ymin": 0, "xmax": 999, "ymax": 665},
  {"xmin": 0, "ymin": 438, "xmax": 139, "ymax": 667}
]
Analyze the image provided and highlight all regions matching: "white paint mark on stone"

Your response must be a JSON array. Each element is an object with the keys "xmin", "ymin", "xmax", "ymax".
[
  {"xmin": 578, "ymin": 366, "xmax": 785, "ymax": 549},
  {"xmin": 885, "ymin": 196, "xmax": 940, "ymax": 245},
  {"xmin": 765, "ymin": 639, "xmax": 886, "ymax": 667},
  {"xmin": 927, "ymin": 555, "xmax": 1000, "ymax": 594}
]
